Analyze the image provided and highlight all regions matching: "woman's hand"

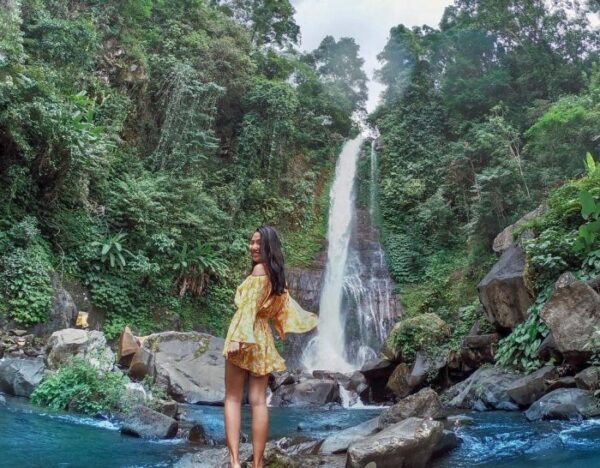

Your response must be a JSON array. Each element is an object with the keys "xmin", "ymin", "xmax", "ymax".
[{"xmin": 226, "ymin": 341, "xmax": 241, "ymax": 357}]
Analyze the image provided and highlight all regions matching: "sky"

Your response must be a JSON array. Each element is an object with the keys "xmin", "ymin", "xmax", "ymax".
[{"xmin": 291, "ymin": 0, "xmax": 451, "ymax": 112}]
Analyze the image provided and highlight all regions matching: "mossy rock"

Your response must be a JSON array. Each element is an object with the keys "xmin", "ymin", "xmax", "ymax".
[{"xmin": 386, "ymin": 313, "xmax": 450, "ymax": 363}]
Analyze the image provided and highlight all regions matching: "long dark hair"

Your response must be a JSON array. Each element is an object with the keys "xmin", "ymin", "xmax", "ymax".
[{"xmin": 251, "ymin": 225, "xmax": 286, "ymax": 295}]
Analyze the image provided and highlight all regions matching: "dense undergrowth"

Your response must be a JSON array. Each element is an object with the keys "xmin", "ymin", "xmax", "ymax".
[{"xmin": 0, "ymin": 0, "xmax": 367, "ymax": 338}]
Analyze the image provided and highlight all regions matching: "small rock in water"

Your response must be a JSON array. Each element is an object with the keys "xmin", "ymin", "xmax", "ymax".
[
  {"xmin": 297, "ymin": 423, "xmax": 306, "ymax": 431},
  {"xmin": 447, "ymin": 414, "xmax": 475, "ymax": 426},
  {"xmin": 0, "ymin": 394, "xmax": 6, "ymax": 406}
]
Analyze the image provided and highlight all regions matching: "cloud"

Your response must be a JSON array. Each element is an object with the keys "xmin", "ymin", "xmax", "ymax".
[{"xmin": 291, "ymin": 0, "xmax": 450, "ymax": 112}]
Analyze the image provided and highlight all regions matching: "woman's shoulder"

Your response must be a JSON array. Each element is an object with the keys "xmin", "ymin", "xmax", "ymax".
[{"xmin": 251, "ymin": 263, "xmax": 267, "ymax": 276}]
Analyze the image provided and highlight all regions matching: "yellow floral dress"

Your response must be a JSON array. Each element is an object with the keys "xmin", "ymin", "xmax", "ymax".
[{"xmin": 222, "ymin": 274, "xmax": 319, "ymax": 376}]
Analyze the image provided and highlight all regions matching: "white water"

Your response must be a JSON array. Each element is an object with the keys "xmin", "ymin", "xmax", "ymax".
[
  {"xmin": 369, "ymin": 139, "xmax": 378, "ymax": 224},
  {"xmin": 301, "ymin": 136, "xmax": 364, "ymax": 373}
]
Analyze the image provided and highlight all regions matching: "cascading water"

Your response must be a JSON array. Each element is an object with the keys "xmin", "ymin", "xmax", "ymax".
[
  {"xmin": 301, "ymin": 137, "xmax": 364, "ymax": 373},
  {"xmin": 301, "ymin": 136, "xmax": 399, "ymax": 375}
]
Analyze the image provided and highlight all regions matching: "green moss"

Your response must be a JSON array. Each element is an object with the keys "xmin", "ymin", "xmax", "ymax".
[{"xmin": 387, "ymin": 313, "xmax": 451, "ymax": 363}]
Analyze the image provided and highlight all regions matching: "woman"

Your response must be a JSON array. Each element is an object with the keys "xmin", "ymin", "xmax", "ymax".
[{"xmin": 222, "ymin": 225, "xmax": 319, "ymax": 468}]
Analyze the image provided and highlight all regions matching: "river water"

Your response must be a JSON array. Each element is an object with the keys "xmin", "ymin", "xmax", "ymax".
[{"xmin": 4, "ymin": 395, "xmax": 600, "ymax": 467}]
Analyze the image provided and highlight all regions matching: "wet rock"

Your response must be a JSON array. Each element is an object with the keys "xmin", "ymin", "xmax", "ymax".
[
  {"xmin": 525, "ymin": 388, "xmax": 600, "ymax": 421},
  {"xmin": 0, "ymin": 394, "xmax": 5, "ymax": 405},
  {"xmin": 541, "ymin": 273, "xmax": 600, "ymax": 365},
  {"xmin": 346, "ymin": 417, "xmax": 444, "ymax": 468},
  {"xmin": 270, "ymin": 378, "xmax": 340, "ymax": 407},
  {"xmin": 432, "ymin": 430, "xmax": 462, "ymax": 459},
  {"xmin": 320, "ymin": 416, "xmax": 379, "ymax": 454},
  {"xmin": 119, "ymin": 405, "xmax": 178, "ymax": 439},
  {"xmin": 269, "ymin": 370, "xmax": 295, "ymax": 391},
  {"xmin": 141, "ymin": 332, "xmax": 225, "ymax": 404},
  {"xmin": 175, "ymin": 444, "xmax": 253, "ymax": 467},
  {"xmin": 378, "ymin": 388, "xmax": 443, "ymax": 429},
  {"xmin": 45, "ymin": 329, "xmax": 115, "ymax": 372},
  {"xmin": 506, "ymin": 365, "xmax": 559, "ymax": 407},
  {"xmin": 446, "ymin": 414, "xmax": 475, "ymax": 427},
  {"xmin": 446, "ymin": 367, "xmax": 521, "ymax": 410},
  {"xmin": 361, "ymin": 358, "xmax": 395, "ymax": 402},
  {"xmin": 347, "ymin": 370, "xmax": 369, "ymax": 401},
  {"xmin": 0, "ymin": 356, "xmax": 46, "ymax": 397},
  {"xmin": 187, "ymin": 424, "xmax": 209, "ymax": 444},
  {"xmin": 575, "ymin": 366, "xmax": 600, "ymax": 391},
  {"xmin": 477, "ymin": 243, "xmax": 533, "ymax": 331},
  {"xmin": 128, "ymin": 346, "xmax": 154, "ymax": 381}
]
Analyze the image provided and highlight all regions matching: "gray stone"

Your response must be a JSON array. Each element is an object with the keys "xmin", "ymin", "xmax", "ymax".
[
  {"xmin": 493, "ymin": 205, "xmax": 545, "ymax": 254},
  {"xmin": 142, "ymin": 332, "xmax": 225, "ymax": 404},
  {"xmin": 45, "ymin": 329, "xmax": 114, "ymax": 372},
  {"xmin": 174, "ymin": 444, "xmax": 253, "ymax": 468},
  {"xmin": 575, "ymin": 366, "xmax": 600, "ymax": 391},
  {"xmin": 120, "ymin": 405, "xmax": 178, "ymax": 439},
  {"xmin": 506, "ymin": 365, "xmax": 559, "ymax": 407},
  {"xmin": 379, "ymin": 388, "xmax": 443, "ymax": 429},
  {"xmin": 432, "ymin": 430, "xmax": 461, "ymax": 458},
  {"xmin": 346, "ymin": 417, "xmax": 444, "ymax": 468},
  {"xmin": 408, "ymin": 351, "xmax": 446, "ymax": 390},
  {"xmin": 447, "ymin": 367, "xmax": 521, "ymax": 410},
  {"xmin": 31, "ymin": 276, "xmax": 78, "ymax": 336},
  {"xmin": 0, "ymin": 356, "xmax": 45, "ymax": 397},
  {"xmin": 541, "ymin": 273, "xmax": 600, "ymax": 362},
  {"xmin": 525, "ymin": 388, "xmax": 600, "ymax": 421},
  {"xmin": 461, "ymin": 333, "xmax": 500, "ymax": 369},
  {"xmin": 270, "ymin": 378, "xmax": 340, "ymax": 407},
  {"xmin": 320, "ymin": 417, "xmax": 379, "ymax": 454},
  {"xmin": 477, "ymin": 243, "xmax": 533, "ymax": 330}
]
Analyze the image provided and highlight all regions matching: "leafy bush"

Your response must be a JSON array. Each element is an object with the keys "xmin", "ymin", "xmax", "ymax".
[
  {"xmin": 31, "ymin": 357, "xmax": 129, "ymax": 415},
  {"xmin": 495, "ymin": 287, "xmax": 552, "ymax": 372},
  {"xmin": 387, "ymin": 313, "xmax": 451, "ymax": 362}
]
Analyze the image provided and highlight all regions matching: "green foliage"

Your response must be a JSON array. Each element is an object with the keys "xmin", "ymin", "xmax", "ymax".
[
  {"xmin": 495, "ymin": 287, "xmax": 551, "ymax": 373},
  {"xmin": 0, "ymin": 217, "xmax": 54, "ymax": 326},
  {"xmin": 31, "ymin": 356, "xmax": 128, "ymax": 415},
  {"xmin": 387, "ymin": 313, "xmax": 451, "ymax": 362}
]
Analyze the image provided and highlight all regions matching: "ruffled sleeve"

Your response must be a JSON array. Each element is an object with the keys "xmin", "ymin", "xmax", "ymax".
[
  {"xmin": 222, "ymin": 276, "xmax": 263, "ymax": 356},
  {"xmin": 274, "ymin": 294, "xmax": 319, "ymax": 340}
]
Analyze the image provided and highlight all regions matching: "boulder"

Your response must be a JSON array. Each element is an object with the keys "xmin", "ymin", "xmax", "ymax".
[
  {"xmin": 117, "ymin": 326, "xmax": 140, "ymax": 367},
  {"xmin": 347, "ymin": 370, "xmax": 369, "ymax": 401},
  {"xmin": 461, "ymin": 333, "xmax": 500, "ymax": 370},
  {"xmin": 575, "ymin": 366, "xmax": 600, "ymax": 391},
  {"xmin": 446, "ymin": 367, "xmax": 521, "ymax": 411},
  {"xmin": 128, "ymin": 346, "xmax": 154, "ymax": 381},
  {"xmin": 432, "ymin": 430, "xmax": 462, "ymax": 458},
  {"xmin": 506, "ymin": 365, "xmax": 559, "ymax": 407},
  {"xmin": 269, "ymin": 371, "xmax": 295, "ymax": 391},
  {"xmin": 525, "ymin": 388, "xmax": 600, "ymax": 421},
  {"xmin": 378, "ymin": 388, "xmax": 443, "ymax": 429},
  {"xmin": 386, "ymin": 363, "xmax": 411, "ymax": 398},
  {"xmin": 174, "ymin": 444, "xmax": 253, "ymax": 468},
  {"xmin": 142, "ymin": 332, "xmax": 225, "ymax": 404},
  {"xmin": 187, "ymin": 424, "xmax": 209, "ymax": 444},
  {"xmin": 119, "ymin": 405, "xmax": 178, "ymax": 439},
  {"xmin": 124, "ymin": 382, "xmax": 147, "ymax": 405},
  {"xmin": 541, "ymin": 273, "xmax": 600, "ymax": 365},
  {"xmin": 320, "ymin": 417, "xmax": 379, "ymax": 454},
  {"xmin": 546, "ymin": 376, "xmax": 577, "ymax": 392},
  {"xmin": 30, "ymin": 277, "xmax": 78, "ymax": 336},
  {"xmin": 538, "ymin": 333, "xmax": 562, "ymax": 363},
  {"xmin": 155, "ymin": 399, "xmax": 178, "ymax": 419},
  {"xmin": 346, "ymin": 417, "xmax": 444, "ymax": 468},
  {"xmin": 408, "ymin": 351, "xmax": 447, "ymax": 390},
  {"xmin": 361, "ymin": 358, "xmax": 396, "ymax": 402},
  {"xmin": 270, "ymin": 378, "xmax": 340, "ymax": 407},
  {"xmin": 0, "ymin": 356, "xmax": 45, "ymax": 397},
  {"xmin": 492, "ymin": 205, "xmax": 545, "ymax": 254},
  {"xmin": 477, "ymin": 243, "xmax": 533, "ymax": 330},
  {"xmin": 45, "ymin": 329, "xmax": 114, "ymax": 372}
]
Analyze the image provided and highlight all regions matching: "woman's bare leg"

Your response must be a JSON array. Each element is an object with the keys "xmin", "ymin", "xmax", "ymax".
[
  {"xmin": 224, "ymin": 359, "xmax": 247, "ymax": 468},
  {"xmin": 248, "ymin": 372, "xmax": 270, "ymax": 468}
]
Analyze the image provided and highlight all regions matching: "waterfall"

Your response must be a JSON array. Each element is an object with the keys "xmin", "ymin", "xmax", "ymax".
[
  {"xmin": 300, "ymin": 135, "xmax": 398, "ymax": 374},
  {"xmin": 301, "ymin": 136, "xmax": 364, "ymax": 373}
]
